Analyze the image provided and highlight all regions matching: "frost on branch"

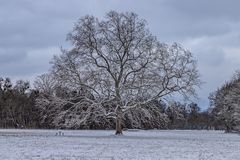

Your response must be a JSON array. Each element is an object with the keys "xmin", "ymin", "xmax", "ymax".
[
  {"xmin": 210, "ymin": 71, "xmax": 240, "ymax": 132},
  {"xmin": 36, "ymin": 93, "xmax": 169, "ymax": 129}
]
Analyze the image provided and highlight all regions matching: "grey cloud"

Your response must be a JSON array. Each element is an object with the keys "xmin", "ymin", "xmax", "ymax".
[
  {"xmin": 141, "ymin": 0, "xmax": 240, "ymax": 41},
  {"xmin": 0, "ymin": 49, "xmax": 27, "ymax": 64},
  {"xmin": 197, "ymin": 48, "xmax": 225, "ymax": 67},
  {"xmin": 0, "ymin": 47, "xmax": 59, "ymax": 77},
  {"xmin": 164, "ymin": 0, "xmax": 240, "ymax": 21}
]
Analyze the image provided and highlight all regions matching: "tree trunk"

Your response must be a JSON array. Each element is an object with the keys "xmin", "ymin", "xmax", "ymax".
[
  {"xmin": 115, "ymin": 106, "xmax": 123, "ymax": 135},
  {"xmin": 225, "ymin": 124, "xmax": 232, "ymax": 133}
]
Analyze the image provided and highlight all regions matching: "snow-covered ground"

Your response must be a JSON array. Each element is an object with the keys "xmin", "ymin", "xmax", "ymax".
[{"xmin": 0, "ymin": 129, "xmax": 239, "ymax": 160}]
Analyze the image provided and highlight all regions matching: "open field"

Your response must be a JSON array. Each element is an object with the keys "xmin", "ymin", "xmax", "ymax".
[{"xmin": 0, "ymin": 129, "xmax": 239, "ymax": 160}]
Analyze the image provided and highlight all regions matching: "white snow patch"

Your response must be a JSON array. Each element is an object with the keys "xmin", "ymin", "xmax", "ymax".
[{"xmin": 0, "ymin": 129, "xmax": 239, "ymax": 160}]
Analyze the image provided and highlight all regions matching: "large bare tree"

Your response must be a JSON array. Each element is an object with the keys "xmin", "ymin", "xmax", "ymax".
[{"xmin": 50, "ymin": 11, "xmax": 201, "ymax": 134}]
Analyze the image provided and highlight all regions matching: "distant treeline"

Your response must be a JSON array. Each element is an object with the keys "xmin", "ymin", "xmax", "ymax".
[
  {"xmin": 0, "ymin": 78, "xmax": 40, "ymax": 128},
  {"xmin": 0, "ymin": 77, "xmax": 222, "ymax": 130}
]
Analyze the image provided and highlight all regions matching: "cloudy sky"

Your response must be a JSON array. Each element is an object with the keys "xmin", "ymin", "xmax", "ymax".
[{"xmin": 1, "ymin": 0, "xmax": 240, "ymax": 109}]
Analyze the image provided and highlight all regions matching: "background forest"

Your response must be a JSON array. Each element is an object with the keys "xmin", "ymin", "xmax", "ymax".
[{"xmin": 0, "ymin": 77, "xmax": 218, "ymax": 130}]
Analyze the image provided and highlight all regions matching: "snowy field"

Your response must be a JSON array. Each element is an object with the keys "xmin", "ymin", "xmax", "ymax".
[{"xmin": 0, "ymin": 129, "xmax": 240, "ymax": 160}]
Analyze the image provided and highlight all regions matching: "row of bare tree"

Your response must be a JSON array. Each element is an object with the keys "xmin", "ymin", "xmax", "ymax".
[{"xmin": 0, "ymin": 77, "xmax": 214, "ymax": 130}]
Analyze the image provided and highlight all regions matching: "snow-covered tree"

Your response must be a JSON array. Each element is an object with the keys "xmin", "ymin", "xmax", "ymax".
[
  {"xmin": 37, "ymin": 11, "xmax": 201, "ymax": 134},
  {"xmin": 210, "ymin": 71, "xmax": 240, "ymax": 132},
  {"xmin": 34, "ymin": 73, "xmax": 57, "ymax": 96}
]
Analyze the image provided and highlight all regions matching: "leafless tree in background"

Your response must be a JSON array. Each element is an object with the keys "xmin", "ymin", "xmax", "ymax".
[
  {"xmin": 34, "ymin": 73, "xmax": 57, "ymax": 95},
  {"xmin": 45, "ymin": 11, "xmax": 201, "ymax": 134}
]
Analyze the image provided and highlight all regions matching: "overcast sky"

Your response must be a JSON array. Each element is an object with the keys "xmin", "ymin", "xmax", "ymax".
[{"xmin": 1, "ymin": 0, "xmax": 240, "ymax": 109}]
